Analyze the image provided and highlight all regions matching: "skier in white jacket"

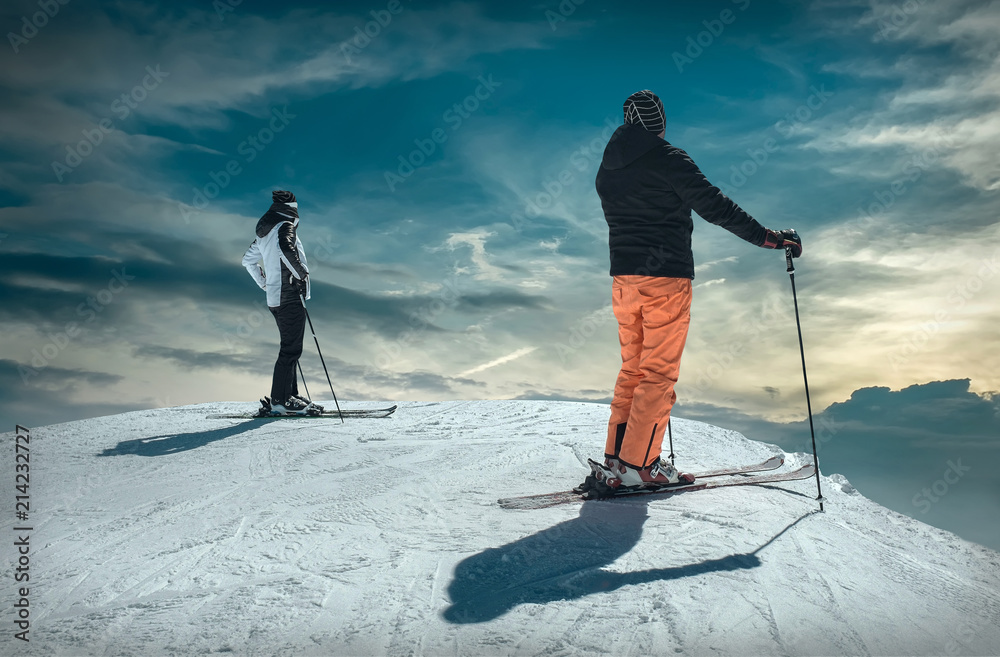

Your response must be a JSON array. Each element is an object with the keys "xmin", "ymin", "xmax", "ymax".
[{"xmin": 242, "ymin": 190, "xmax": 321, "ymax": 415}]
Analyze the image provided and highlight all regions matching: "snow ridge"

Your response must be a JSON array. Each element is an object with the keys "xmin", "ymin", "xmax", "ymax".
[{"xmin": 3, "ymin": 400, "xmax": 999, "ymax": 656}]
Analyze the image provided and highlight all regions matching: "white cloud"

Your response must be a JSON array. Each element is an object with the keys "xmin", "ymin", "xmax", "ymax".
[
  {"xmin": 0, "ymin": 2, "xmax": 560, "ymax": 161},
  {"xmin": 458, "ymin": 117, "xmax": 616, "ymax": 241},
  {"xmin": 444, "ymin": 229, "xmax": 507, "ymax": 282},
  {"xmin": 695, "ymin": 256, "xmax": 739, "ymax": 274},
  {"xmin": 696, "ymin": 278, "xmax": 726, "ymax": 288},
  {"xmin": 457, "ymin": 346, "xmax": 537, "ymax": 377},
  {"xmin": 805, "ymin": 1, "xmax": 1000, "ymax": 191}
]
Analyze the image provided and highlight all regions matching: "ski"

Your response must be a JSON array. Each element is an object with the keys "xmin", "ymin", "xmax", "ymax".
[
  {"xmin": 497, "ymin": 456, "xmax": 785, "ymax": 511},
  {"xmin": 687, "ymin": 454, "xmax": 783, "ymax": 479},
  {"xmin": 207, "ymin": 405, "xmax": 397, "ymax": 420},
  {"xmin": 498, "ymin": 462, "xmax": 816, "ymax": 510}
]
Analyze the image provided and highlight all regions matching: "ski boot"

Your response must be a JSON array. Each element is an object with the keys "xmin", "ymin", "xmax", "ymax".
[
  {"xmin": 262, "ymin": 396, "xmax": 321, "ymax": 416},
  {"xmin": 290, "ymin": 395, "xmax": 324, "ymax": 414},
  {"xmin": 577, "ymin": 456, "xmax": 694, "ymax": 499}
]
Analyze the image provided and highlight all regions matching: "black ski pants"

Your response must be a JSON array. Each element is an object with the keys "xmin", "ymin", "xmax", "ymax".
[{"xmin": 269, "ymin": 290, "xmax": 305, "ymax": 404}]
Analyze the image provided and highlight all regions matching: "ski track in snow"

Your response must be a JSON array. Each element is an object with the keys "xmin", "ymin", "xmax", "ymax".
[{"xmin": 2, "ymin": 400, "xmax": 1000, "ymax": 656}]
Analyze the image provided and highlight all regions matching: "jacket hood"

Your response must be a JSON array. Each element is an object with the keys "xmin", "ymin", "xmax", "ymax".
[
  {"xmin": 601, "ymin": 123, "xmax": 666, "ymax": 171},
  {"xmin": 255, "ymin": 201, "xmax": 299, "ymax": 238}
]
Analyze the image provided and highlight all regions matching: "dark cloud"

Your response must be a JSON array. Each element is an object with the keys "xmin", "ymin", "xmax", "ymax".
[
  {"xmin": 311, "ymin": 357, "xmax": 485, "ymax": 396},
  {"xmin": 820, "ymin": 379, "xmax": 999, "ymax": 443},
  {"xmin": 3, "ymin": 359, "xmax": 123, "ymax": 389},
  {"xmin": 312, "ymin": 260, "xmax": 417, "ymax": 280},
  {"xmin": 676, "ymin": 379, "xmax": 1000, "ymax": 552},
  {"xmin": 0, "ymin": 358, "xmax": 138, "ymax": 430},
  {"xmin": 513, "ymin": 389, "xmax": 611, "ymax": 404},
  {"xmin": 0, "ymin": 234, "xmax": 552, "ymax": 341},
  {"xmin": 0, "ymin": 254, "xmax": 137, "ymax": 328},
  {"xmin": 0, "ymin": 188, "xmax": 29, "ymax": 207},
  {"xmin": 132, "ymin": 345, "xmax": 260, "ymax": 372},
  {"xmin": 454, "ymin": 291, "xmax": 551, "ymax": 313},
  {"xmin": 130, "ymin": 338, "xmax": 487, "ymax": 396}
]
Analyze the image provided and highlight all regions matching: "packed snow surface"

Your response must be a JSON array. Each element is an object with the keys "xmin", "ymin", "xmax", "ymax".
[{"xmin": 4, "ymin": 400, "xmax": 999, "ymax": 656}]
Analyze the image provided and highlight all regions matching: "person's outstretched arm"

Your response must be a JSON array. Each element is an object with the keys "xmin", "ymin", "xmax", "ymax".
[
  {"xmin": 663, "ymin": 148, "xmax": 768, "ymax": 245},
  {"xmin": 663, "ymin": 147, "xmax": 802, "ymax": 256}
]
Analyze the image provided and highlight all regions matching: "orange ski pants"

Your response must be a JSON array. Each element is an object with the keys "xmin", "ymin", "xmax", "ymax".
[{"xmin": 606, "ymin": 275, "xmax": 692, "ymax": 468}]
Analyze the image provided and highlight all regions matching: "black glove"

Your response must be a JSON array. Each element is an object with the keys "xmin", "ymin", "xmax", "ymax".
[
  {"xmin": 762, "ymin": 229, "xmax": 802, "ymax": 258},
  {"xmin": 290, "ymin": 273, "xmax": 308, "ymax": 296}
]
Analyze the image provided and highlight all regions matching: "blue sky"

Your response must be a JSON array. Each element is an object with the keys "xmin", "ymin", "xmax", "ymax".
[{"xmin": 1, "ymin": 0, "xmax": 998, "ymax": 549}]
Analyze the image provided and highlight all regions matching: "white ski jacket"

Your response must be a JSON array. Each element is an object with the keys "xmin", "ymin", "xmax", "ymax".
[{"xmin": 242, "ymin": 202, "xmax": 311, "ymax": 308}]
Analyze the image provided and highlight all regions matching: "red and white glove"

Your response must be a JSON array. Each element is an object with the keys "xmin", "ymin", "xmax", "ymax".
[{"xmin": 762, "ymin": 228, "xmax": 802, "ymax": 258}]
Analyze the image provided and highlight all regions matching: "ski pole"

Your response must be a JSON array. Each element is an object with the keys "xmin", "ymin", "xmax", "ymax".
[
  {"xmin": 667, "ymin": 419, "xmax": 675, "ymax": 465},
  {"xmin": 785, "ymin": 247, "xmax": 824, "ymax": 511},
  {"xmin": 296, "ymin": 361, "xmax": 312, "ymax": 403},
  {"xmin": 300, "ymin": 294, "xmax": 344, "ymax": 422}
]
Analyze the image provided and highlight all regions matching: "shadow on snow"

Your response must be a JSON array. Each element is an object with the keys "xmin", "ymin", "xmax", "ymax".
[
  {"xmin": 96, "ymin": 421, "xmax": 263, "ymax": 457},
  {"xmin": 443, "ymin": 501, "xmax": 813, "ymax": 624}
]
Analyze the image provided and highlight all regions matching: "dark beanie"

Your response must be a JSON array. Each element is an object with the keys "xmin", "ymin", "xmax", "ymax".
[
  {"xmin": 272, "ymin": 190, "xmax": 296, "ymax": 204},
  {"xmin": 623, "ymin": 90, "xmax": 665, "ymax": 134}
]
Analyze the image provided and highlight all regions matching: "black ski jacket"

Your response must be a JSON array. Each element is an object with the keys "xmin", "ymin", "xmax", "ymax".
[{"xmin": 595, "ymin": 123, "xmax": 768, "ymax": 279}]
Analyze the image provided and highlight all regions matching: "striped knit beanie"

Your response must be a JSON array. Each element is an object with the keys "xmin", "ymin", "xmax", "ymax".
[{"xmin": 623, "ymin": 90, "xmax": 665, "ymax": 134}]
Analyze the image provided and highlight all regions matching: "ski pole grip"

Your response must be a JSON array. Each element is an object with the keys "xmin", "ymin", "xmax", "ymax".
[{"xmin": 785, "ymin": 246, "xmax": 795, "ymax": 273}]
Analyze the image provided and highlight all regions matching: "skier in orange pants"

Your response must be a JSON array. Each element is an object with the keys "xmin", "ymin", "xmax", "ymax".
[
  {"xmin": 606, "ymin": 275, "xmax": 691, "ymax": 472},
  {"xmin": 581, "ymin": 90, "xmax": 802, "ymax": 494}
]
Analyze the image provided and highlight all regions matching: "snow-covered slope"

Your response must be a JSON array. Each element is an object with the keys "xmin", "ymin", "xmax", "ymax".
[{"xmin": 4, "ymin": 400, "xmax": 999, "ymax": 656}]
